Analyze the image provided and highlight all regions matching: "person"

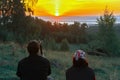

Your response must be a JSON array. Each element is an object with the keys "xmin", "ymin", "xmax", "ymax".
[
  {"xmin": 16, "ymin": 40, "xmax": 51, "ymax": 80},
  {"xmin": 66, "ymin": 50, "xmax": 96, "ymax": 80}
]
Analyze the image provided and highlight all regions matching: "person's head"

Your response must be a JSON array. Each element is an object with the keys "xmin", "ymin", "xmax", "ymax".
[
  {"xmin": 73, "ymin": 50, "xmax": 88, "ymax": 67},
  {"xmin": 27, "ymin": 40, "xmax": 40, "ymax": 55}
]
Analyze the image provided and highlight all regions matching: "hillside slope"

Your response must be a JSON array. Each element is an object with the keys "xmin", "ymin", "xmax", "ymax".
[{"xmin": 0, "ymin": 43, "xmax": 120, "ymax": 80}]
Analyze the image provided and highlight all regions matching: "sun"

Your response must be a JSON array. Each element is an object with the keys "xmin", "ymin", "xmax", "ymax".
[
  {"xmin": 55, "ymin": 12, "xmax": 59, "ymax": 16},
  {"xmin": 55, "ymin": 11, "xmax": 59, "ymax": 16}
]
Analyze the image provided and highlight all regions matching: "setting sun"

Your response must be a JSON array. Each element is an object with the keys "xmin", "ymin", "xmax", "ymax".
[
  {"xmin": 31, "ymin": 0, "xmax": 120, "ymax": 16},
  {"xmin": 55, "ymin": 11, "xmax": 59, "ymax": 16}
]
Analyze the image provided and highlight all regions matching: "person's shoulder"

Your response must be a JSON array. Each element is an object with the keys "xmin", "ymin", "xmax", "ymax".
[
  {"xmin": 66, "ymin": 66, "xmax": 74, "ymax": 72},
  {"xmin": 86, "ymin": 67, "xmax": 95, "ymax": 73},
  {"xmin": 38, "ymin": 56, "xmax": 50, "ymax": 63},
  {"xmin": 87, "ymin": 67, "xmax": 94, "ymax": 70},
  {"xmin": 18, "ymin": 57, "xmax": 28, "ymax": 64}
]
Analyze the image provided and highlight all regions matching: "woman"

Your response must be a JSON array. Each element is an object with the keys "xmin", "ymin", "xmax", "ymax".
[{"xmin": 66, "ymin": 50, "xmax": 96, "ymax": 80}]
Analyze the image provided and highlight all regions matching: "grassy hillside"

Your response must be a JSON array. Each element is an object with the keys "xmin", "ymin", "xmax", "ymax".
[{"xmin": 0, "ymin": 43, "xmax": 120, "ymax": 80}]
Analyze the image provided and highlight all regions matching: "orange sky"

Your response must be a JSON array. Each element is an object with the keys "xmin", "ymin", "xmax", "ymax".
[{"xmin": 29, "ymin": 0, "xmax": 120, "ymax": 16}]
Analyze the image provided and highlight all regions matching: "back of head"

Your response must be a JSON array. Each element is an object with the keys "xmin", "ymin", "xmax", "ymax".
[
  {"xmin": 73, "ymin": 50, "xmax": 88, "ymax": 67},
  {"xmin": 27, "ymin": 40, "xmax": 40, "ymax": 55}
]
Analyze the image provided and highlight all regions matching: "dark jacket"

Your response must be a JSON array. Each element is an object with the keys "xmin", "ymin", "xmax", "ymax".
[
  {"xmin": 66, "ymin": 59, "xmax": 95, "ymax": 80},
  {"xmin": 16, "ymin": 55, "xmax": 51, "ymax": 80}
]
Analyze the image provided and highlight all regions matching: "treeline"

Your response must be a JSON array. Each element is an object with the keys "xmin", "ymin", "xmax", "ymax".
[
  {"xmin": 0, "ymin": 16, "xmax": 88, "ymax": 44},
  {"xmin": 0, "ymin": 14, "xmax": 120, "ymax": 55}
]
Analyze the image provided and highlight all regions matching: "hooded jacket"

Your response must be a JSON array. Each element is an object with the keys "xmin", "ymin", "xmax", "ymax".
[{"xmin": 66, "ymin": 58, "xmax": 95, "ymax": 80}]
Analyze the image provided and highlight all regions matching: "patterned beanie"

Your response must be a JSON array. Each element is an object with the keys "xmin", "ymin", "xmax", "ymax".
[{"xmin": 73, "ymin": 50, "xmax": 86, "ymax": 61}]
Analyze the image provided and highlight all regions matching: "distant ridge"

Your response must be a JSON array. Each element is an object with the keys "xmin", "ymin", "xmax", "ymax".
[{"xmin": 37, "ymin": 16, "xmax": 120, "ymax": 25}]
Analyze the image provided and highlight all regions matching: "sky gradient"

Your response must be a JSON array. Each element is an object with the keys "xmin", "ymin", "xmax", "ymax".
[{"xmin": 32, "ymin": 0, "xmax": 120, "ymax": 16}]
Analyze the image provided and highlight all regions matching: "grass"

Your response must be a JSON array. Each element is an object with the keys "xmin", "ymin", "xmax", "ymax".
[{"xmin": 0, "ymin": 43, "xmax": 120, "ymax": 80}]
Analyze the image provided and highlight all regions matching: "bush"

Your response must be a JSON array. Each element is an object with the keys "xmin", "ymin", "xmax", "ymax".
[
  {"xmin": 60, "ymin": 39, "xmax": 69, "ymax": 51},
  {"xmin": 87, "ymin": 40, "xmax": 102, "ymax": 51},
  {"xmin": 47, "ymin": 38, "xmax": 58, "ymax": 50},
  {"xmin": 43, "ymin": 38, "xmax": 58, "ymax": 50},
  {"xmin": 79, "ymin": 44, "xmax": 90, "ymax": 52}
]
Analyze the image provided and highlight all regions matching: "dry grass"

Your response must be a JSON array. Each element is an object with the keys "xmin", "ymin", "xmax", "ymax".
[{"xmin": 0, "ymin": 43, "xmax": 120, "ymax": 80}]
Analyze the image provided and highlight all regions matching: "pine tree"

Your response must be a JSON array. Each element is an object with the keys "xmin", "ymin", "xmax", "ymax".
[{"xmin": 97, "ymin": 7, "xmax": 120, "ymax": 56}]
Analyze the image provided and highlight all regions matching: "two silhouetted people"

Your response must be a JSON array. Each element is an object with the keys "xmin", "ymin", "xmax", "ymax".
[
  {"xmin": 66, "ymin": 50, "xmax": 96, "ymax": 80},
  {"xmin": 16, "ymin": 40, "xmax": 51, "ymax": 80},
  {"xmin": 16, "ymin": 40, "xmax": 95, "ymax": 80}
]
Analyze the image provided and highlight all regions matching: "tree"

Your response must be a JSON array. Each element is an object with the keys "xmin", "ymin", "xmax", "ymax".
[
  {"xmin": 24, "ymin": 0, "xmax": 38, "ymax": 15},
  {"xmin": 97, "ymin": 7, "xmax": 120, "ymax": 56},
  {"xmin": 0, "ymin": 0, "xmax": 25, "ymax": 25},
  {"xmin": 69, "ymin": 21, "xmax": 81, "ymax": 43},
  {"xmin": 60, "ymin": 39, "xmax": 69, "ymax": 51},
  {"xmin": 80, "ymin": 23, "xmax": 88, "ymax": 43}
]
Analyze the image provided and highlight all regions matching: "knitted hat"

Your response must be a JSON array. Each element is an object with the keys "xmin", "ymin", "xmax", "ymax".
[{"xmin": 73, "ymin": 50, "xmax": 86, "ymax": 61}]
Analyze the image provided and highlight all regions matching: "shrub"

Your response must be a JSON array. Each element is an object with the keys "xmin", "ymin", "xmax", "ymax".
[
  {"xmin": 43, "ymin": 38, "xmax": 58, "ymax": 50},
  {"xmin": 47, "ymin": 38, "xmax": 58, "ymax": 50},
  {"xmin": 60, "ymin": 39, "xmax": 69, "ymax": 51}
]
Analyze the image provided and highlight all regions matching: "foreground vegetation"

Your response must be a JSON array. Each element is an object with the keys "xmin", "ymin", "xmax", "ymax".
[{"xmin": 0, "ymin": 43, "xmax": 120, "ymax": 80}]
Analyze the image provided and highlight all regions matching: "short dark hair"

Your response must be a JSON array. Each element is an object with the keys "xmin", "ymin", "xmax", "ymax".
[{"xmin": 27, "ymin": 40, "xmax": 40, "ymax": 55}]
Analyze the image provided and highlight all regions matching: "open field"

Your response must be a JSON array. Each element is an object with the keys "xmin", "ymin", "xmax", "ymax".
[{"xmin": 0, "ymin": 43, "xmax": 120, "ymax": 80}]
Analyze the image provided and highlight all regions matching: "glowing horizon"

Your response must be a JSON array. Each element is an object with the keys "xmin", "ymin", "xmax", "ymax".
[{"xmin": 32, "ymin": 0, "xmax": 120, "ymax": 16}]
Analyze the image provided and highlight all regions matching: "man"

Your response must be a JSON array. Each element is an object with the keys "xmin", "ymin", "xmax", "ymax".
[
  {"xmin": 16, "ymin": 40, "xmax": 51, "ymax": 80},
  {"xmin": 66, "ymin": 50, "xmax": 96, "ymax": 80}
]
